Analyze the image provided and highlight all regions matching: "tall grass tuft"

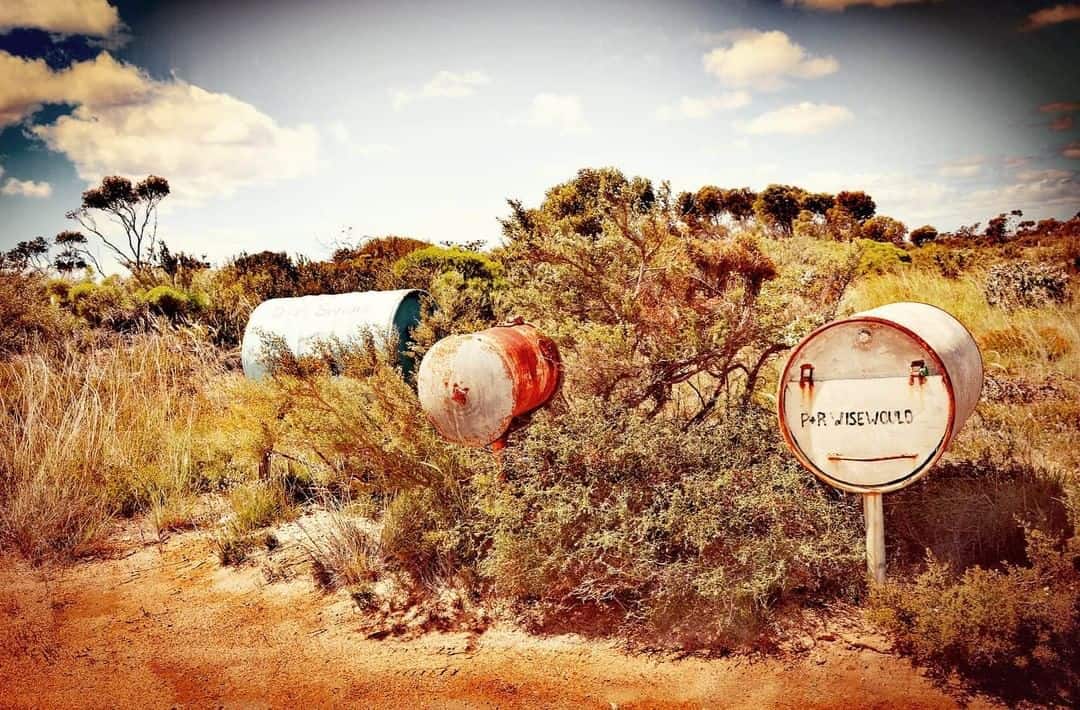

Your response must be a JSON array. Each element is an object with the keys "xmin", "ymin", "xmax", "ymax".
[{"xmin": 0, "ymin": 334, "xmax": 221, "ymax": 561}]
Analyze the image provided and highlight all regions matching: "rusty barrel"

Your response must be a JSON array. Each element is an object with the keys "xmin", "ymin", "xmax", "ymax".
[
  {"xmin": 417, "ymin": 323, "xmax": 561, "ymax": 447},
  {"xmin": 241, "ymin": 289, "xmax": 427, "ymax": 380},
  {"xmin": 777, "ymin": 302, "xmax": 983, "ymax": 494}
]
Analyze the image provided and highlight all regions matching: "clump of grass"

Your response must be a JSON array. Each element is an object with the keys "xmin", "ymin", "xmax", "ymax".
[
  {"xmin": 0, "ymin": 334, "xmax": 221, "ymax": 562},
  {"xmin": 301, "ymin": 511, "xmax": 381, "ymax": 589},
  {"xmin": 212, "ymin": 480, "xmax": 293, "ymax": 566},
  {"xmin": 149, "ymin": 491, "xmax": 201, "ymax": 536}
]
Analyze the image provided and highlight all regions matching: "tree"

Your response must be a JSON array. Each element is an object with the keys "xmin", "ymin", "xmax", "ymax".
[
  {"xmin": 1, "ymin": 236, "xmax": 49, "ymax": 273},
  {"xmin": 500, "ymin": 169, "xmax": 783, "ymax": 420},
  {"xmin": 61, "ymin": 175, "xmax": 170, "ymax": 278},
  {"xmin": 860, "ymin": 215, "xmax": 907, "ymax": 245},
  {"xmin": 721, "ymin": 188, "xmax": 757, "ymax": 224},
  {"xmin": 836, "ymin": 190, "xmax": 876, "ymax": 222},
  {"xmin": 754, "ymin": 184, "xmax": 805, "ymax": 236},
  {"xmin": 693, "ymin": 185, "xmax": 726, "ymax": 225},
  {"xmin": 53, "ymin": 230, "xmax": 93, "ymax": 273},
  {"xmin": 909, "ymin": 225, "xmax": 938, "ymax": 247},
  {"xmin": 800, "ymin": 192, "xmax": 835, "ymax": 217}
]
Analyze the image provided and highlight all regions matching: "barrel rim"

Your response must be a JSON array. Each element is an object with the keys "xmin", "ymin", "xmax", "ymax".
[{"xmin": 776, "ymin": 313, "xmax": 957, "ymax": 494}]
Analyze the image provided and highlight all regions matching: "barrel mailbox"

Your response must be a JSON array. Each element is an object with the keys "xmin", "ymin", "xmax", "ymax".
[
  {"xmin": 417, "ymin": 323, "xmax": 561, "ymax": 447},
  {"xmin": 241, "ymin": 289, "xmax": 427, "ymax": 380},
  {"xmin": 778, "ymin": 302, "xmax": 983, "ymax": 494},
  {"xmin": 778, "ymin": 302, "xmax": 983, "ymax": 582}
]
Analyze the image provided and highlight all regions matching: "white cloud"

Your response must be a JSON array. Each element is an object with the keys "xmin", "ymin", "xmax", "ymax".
[
  {"xmin": 743, "ymin": 102, "xmax": 853, "ymax": 134},
  {"xmin": 1, "ymin": 51, "xmax": 319, "ymax": 203},
  {"xmin": 1023, "ymin": 4, "xmax": 1080, "ymax": 31},
  {"xmin": 352, "ymin": 143, "xmax": 395, "ymax": 156},
  {"xmin": 1, "ymin": 177, "xmax": 52, "ymax": 198},
  {"xmin": 702, "ymin": 30, "xmax": 838, "ymax": 91},
  {"xmin": 785, "ymin": 0, "xmax": 936, "ymax": 11},
  {"xmin": 392, "ymin": 70, "xmax": 490, "ymax": 110},
  {"xmin": 0, "ymin": 51, "xmax": 145, "ymax": 127},
  {"xmin": 938, "ymin": 156, "xmax": 984, "ymax": 178},
  {"xmin": 0, "ymin": 0, "xmax": 121, "ymax": 37},
  {"xmin": 526, "ymin": 93, "xmax": 589, "ymax": 134},
  {"xmin": 656, "ymin": 92, "xmax": 750, "ymax": 120}
]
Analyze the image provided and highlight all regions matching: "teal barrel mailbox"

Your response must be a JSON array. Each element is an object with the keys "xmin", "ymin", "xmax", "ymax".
[{"xmin": 240, "ymin": 289, "xmax": 427, "ymax": 379}]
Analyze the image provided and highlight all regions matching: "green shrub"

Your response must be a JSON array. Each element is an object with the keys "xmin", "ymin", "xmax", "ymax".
[
  {"xmin": 479, "ymin": 402, "xmax": 862, "ymax": 649},
  {"xmin": 143, "ymin": 284, "xmax": 204, "ymax": 319},
  {"xmin": 871, "ymin": 530, "xmax": 1080, "ymax": 705},
  {"xmin": 857, "ymin": 239, "xmax": 911, "ymax": 276},
  {"xmin": 0, "ymin": 273, "xmax": 74, "ymax": 357}
]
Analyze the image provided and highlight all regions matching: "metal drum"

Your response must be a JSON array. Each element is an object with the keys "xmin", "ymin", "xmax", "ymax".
[
  {"xmin": 777, "ymin": 302, "xmax": 983, "ymax": 494},
  {"xmin": 241, "ymin": 289, "xmax": 427, "ymax": 379},
  {"xmin": 417, "ymin": 322, "xmax": 561, "ymax": 447}
]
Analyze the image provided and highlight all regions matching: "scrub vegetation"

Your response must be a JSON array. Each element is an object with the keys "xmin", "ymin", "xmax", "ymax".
[{"xmin": 1, "ymin": 170, "xmax": 1078, "ymax": 703}]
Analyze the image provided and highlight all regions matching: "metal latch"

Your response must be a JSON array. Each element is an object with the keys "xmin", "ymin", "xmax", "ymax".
[
  {"xmin": 799, "ymin": 363, "xmax": 814, "ymax": 386},
  {"xmin": 909, "ymin": 359, "xmax": 929, "ymax": 385}
]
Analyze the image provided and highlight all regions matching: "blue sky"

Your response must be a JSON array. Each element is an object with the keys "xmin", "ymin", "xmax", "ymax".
[{"xmin": 1, "ymin": 0, "xmax": 1078, "ymax": 269}]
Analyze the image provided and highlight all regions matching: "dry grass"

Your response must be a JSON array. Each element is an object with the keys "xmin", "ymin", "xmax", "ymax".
[{"xmin": 0, "ymin": 333, "xmax": 221, "ymax": 561}]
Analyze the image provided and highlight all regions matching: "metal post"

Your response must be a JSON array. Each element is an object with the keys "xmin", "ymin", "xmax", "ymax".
[{"xmin": 863, "ymin": 492, "xmax": 886, "ymax": 583}]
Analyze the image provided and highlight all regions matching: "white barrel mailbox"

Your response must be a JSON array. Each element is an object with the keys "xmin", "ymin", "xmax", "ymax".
[
  {"xmin": 241, "ymin": 289, "xmax": 427, "ymax": 380},
  {"xmin": 777, "ymin": 302, "xmax": 983, "ymax": 581},
  {"xmin": 417, "ymin": 322, "xmax": 561, "ymax": 447}
]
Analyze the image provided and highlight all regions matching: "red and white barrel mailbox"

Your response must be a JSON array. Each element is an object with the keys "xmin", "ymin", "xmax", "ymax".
[
  {"xmin": 777, "ymin": 302, "xmax": 983, "ymax": 581},
  {"xmin": 417, "ymin": 322, "xmax": 561, "ymax": 447}
]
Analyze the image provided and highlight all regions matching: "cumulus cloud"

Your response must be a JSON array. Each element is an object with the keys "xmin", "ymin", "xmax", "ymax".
[
  {"xmin": 0, "ymin": 51, "xmax": 145, "ymax": 127},
  {"xmin": 526, "ymin": 93, "xmax": 588, "ymax": 134},
  {"xmin": 785, "ymin": 0, "xmax": 935, "ymax": 10},
  {"xmin": 392, "ymin": 70, "xmax": 490, "ymax": 110},
  {"xmin": 743, "ymin": 102, "xmax": 853, "ymax": 134},
  {"xmin": 938, "ymin": 156, "xmax": 984, "ymax": 178},
  {"xmin": 0, "ymin": 0, "xmax": 120, "ymax": 37},
  {"xmin": 0, "ymin": 51, "xmax": 318, "ymax": 203},
  {"xmin": 656, "ymin": 92, "xmax": 750, "ymax": 120},
  {"xmin": 1023, "ymin": 4, "xmax": 1080, "ymax": 31},
  {"xmin": 702, "ymin": 30, "xmax": 838, "ymax": 91},
  {"xmin": 1, "ymin": 177, "xmax": 52, "ymax": 198}
]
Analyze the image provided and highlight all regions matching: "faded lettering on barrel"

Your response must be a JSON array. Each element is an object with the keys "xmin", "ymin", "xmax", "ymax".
[{"xmin": 418, "ymin": 323, "xmax": 561, "ymax": 447}]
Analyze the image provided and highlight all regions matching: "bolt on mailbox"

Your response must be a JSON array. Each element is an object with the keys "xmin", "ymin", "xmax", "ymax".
[{"xmin": 777, "ymin": 302, "xmax": 983, "ymax": 581}]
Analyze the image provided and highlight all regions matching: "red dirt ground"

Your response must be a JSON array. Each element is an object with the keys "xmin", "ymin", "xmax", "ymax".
[{"xmin": 0, "ymin": 521, "xmax": 1000, "ymax": 709}]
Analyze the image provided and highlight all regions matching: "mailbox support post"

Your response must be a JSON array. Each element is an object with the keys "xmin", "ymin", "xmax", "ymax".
[{"xmin": 863, "ymin": 492, "xmax": 886, "ymax": 583}]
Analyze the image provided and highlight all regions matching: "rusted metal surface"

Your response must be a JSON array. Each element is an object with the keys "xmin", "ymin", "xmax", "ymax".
[
  {"xmin": 240, "ymin": 289, "xmax": 427, "ymax": 380},
  {"xmin": 777, "ymin": 302, "xmax": 983, "ymax": 494},
  {"xmin": 417, "ymin": 323, "xmax": 561, "ymax": 447}
]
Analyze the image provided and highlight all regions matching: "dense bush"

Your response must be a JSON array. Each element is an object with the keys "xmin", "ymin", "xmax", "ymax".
[
  {"xmin": 871, "ymin": 530, "xmax": 1079, "ymax": 705},
  {"xmin": 481, "ymin": 403, "xmax": 862, "ymax": 649},
  {"xmin": 856, "ymin": 239, "xmax": 911, "ymax": 275},
  {"xmin": 0, "ymin": 272, "xmax": 74, "ymax": 357},
  {"xmin": 985, "ymin": 262, "xmax": 1071, "ymax": 309}
]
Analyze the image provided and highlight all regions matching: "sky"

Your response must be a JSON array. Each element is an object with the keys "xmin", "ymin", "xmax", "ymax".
[{"xmin": 0, "ymin": 0, "xmax": 1078, "ymax": 269}]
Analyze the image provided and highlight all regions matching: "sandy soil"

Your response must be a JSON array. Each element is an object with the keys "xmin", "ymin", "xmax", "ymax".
[{"xmin": 0, "ymin": 519, "xmax": 1000, "ymax": 709}]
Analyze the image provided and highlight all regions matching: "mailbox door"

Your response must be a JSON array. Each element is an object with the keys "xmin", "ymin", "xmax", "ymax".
[
  {"xmin": 782, "ymin": 375, "xmax": 950, "ymax": 491},
  {"xmin": 778, "ymin": 319, "xmax": 956, "ymax": 493}
]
